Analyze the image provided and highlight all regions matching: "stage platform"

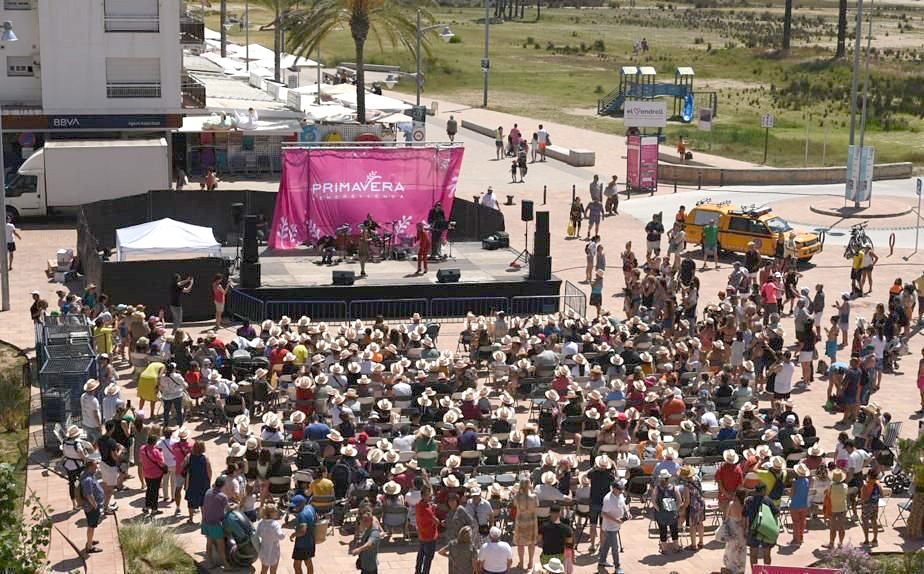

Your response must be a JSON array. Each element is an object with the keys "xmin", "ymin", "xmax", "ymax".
[{"xmin": 228, "ymin": 242, "xmax": 569, "ymax": 322}]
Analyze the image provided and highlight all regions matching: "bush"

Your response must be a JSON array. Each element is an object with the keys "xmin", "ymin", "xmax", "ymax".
[
  {"xmin": 448, "ymin": 35, "xmax": 461, "ymax": 44},
  {"xmin": 0, "ymin": 463, "xmax": 51, "ymax": 574},
  {"xmin": 120, "ymin": 522, "xmax": 198, "ymax": 574},
  {"xmin": 0, "ymin": 372, "xmax": 28, "ymax": 432},
  {"xmin": 819, "ymin": 544, "xmax": 880, "ymax": 574}
]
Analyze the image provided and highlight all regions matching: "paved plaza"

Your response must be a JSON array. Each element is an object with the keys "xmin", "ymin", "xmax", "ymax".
[{"xmin": 8, "ymin": 99, "xmax": 924, "ymax": 574}]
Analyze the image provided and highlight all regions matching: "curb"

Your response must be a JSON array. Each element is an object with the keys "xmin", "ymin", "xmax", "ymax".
[{"xmin": 809, "ymin": 204, "xmax": 913, "ymax": 219}]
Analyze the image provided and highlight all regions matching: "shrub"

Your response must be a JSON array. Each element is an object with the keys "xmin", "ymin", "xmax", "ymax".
[
  {"xmin": 120, "ymin": 522, "xmax": 198, "ymax": 574},
  {"xmin": 819, "ymin": 544, "xmax": 880, "ymax": 574},
  {"xmin": 0, "ymin": 463, "xmax": 51, "ymax": 574},
  {"xmin": 0, "ymin": 372, "xmax": 28, "ymax": 432},
  {"xmin": 448, "ymin": 35, "xmax": 461, "ymax": 44}
]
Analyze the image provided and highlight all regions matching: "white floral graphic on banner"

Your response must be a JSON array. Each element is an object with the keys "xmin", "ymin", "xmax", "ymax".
[
  {"xmin": 277, "ymin": 216, "xmax": 302, "ymax": 245},
  {"xmin": 393, "ymin": 215, "xmax": 414, "ymax": 235},
  {"xmin": 308, "ymin": 220, "xmax": 323, "ymax": 241}
]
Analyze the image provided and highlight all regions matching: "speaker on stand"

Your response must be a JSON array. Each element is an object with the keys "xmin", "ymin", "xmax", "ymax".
[
  {"xmin": 240, "ymin": 214, "xmax": 261, "ymax": 288},
  {"xmin": 509, "ymin": 200, "xmax": 535, "ymax": 269}
]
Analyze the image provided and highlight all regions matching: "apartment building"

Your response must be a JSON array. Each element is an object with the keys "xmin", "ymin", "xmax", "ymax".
[{"xmin": 1, "ymin": 0, "xmax": 205, "ymax": 176}]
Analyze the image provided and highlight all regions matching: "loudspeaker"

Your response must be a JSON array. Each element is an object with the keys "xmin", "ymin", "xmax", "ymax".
[
  {"xmin": 535, "ymin": 211, "xmax": 549, "ymax": 236},
  {"xmin": 333, "ymin": 270, "xmax": 356, "ymax": 285},
  {"xmin": 242, "ymin": 215, "xmax": 259, "ymax": 263},
  {"xmin": 437, "ymin": 268, "xmax": 461, "ymax": 283},
  {"xmin": 230, "ymin": 202, "xmax": 245, "ymax": 227},
  {"xmin": 240, "ymin": 261, "xmax": 261, "ymax": 288},
  {"xmin": 495, "ymin": 231, "xmax": 510, "ymax": 248},
  {"xmin": 521, "ymin": 200, "xmax": 534, "ymax": 222},
  {"xmin": 529, "ymin": 255, "xmax": 552, "ymax": 281}
]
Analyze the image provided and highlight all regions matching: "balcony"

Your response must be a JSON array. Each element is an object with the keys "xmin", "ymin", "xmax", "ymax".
[
  {"xmin": 104, "ymin": 14, "xmax": 160, "ymax": 33},
  {"xmin": 180, "ymin": 14, "xmax": 204, "ymax": 45},
  {"xmin": 181, "ymin": 73, "xmax": 206, "ymax": 108},
  {"xmin": 106, "ymin": 83, "xmax": 162, "ymax": 98}
]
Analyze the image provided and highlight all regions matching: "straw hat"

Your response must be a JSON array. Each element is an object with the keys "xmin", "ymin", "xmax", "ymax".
[
  {"xmin": 443, "ymin": 411, "xmax": 460, "ymax": 424},
  {"xmin": 832, "ymin": 468, "xmax": 847, "ymax": 483},
  {"xmin": 341, "ymin": 444, "xmax": 358, "ymax": 457},
  {"xmin": 500, "ymin": 393, "xmax": 515, "ymax": 406},
  {"xmin": 648, "ymin": 429, "xmax": 662, "ymax": 443},
  {"xmin": 541, "ymin": 471, "xmax": 558, "ymax": 486},
  {"xmin": 762, "ymin": 429, "xmax": 778, "ymax": 442},
  {"xmin": 808, "ymin": 444, "xmax": 824, "ymax": 457},
  {"xmin": 639, "ymin": 352, "xmax": 653, "ymax": 363},
  {"xmin": 83, "ymin": 379, "xmax": 100, "ymax": 392},
  {"xmin": 792, "ymin": 434, "xmax": 805, "ymax": 447},
  {"xmin": 417, "ymin": 396, "xmax": 433, "ymax": 407},
  {"xmin": 254, "ymin": 368, "xmax": 269, "ymax": 379},
  {"xmin": 573, "ymin": 353, "xmax": 587, "ymax": 365},
  {"xmin": 443, "ymin": 475, "xmax": 461, "ymax": 488},
  {"xmin": 384, "ymin": 450, "xmax": 400, "ymax": 464},
  {"xmin": 290, "ymin": 411, "xmax": 306, "ymax": 424},
  {"xmin": 645, "ymin": 416, "xmax": 661, "ymax": 429},
  {"xmin": 770, "ymin": 456, "xmax": 786, "ymax": 471},
  {"xmin": 720, "ymin": 415, "xmax": 736, "ymax": 428},
  {"xmin": 663, "ymin": 447, "xmax": 678, "ymax": 460},
  {"xmin": 486, "ymin": 436, "xmax": 502, "ymax": 449},
  {"xmin": 594, "ymin": 455, "xmax": 613, "ymax": 469},
  {"xmin": 446, "ymin": 454, "xmax": 461, "ymax": 469},
  {"xmin": 680, "ymin": 420, "xmax": 695, "ymax": 433},
  {"xmin": 644, "ymin": 391, "xmax": 659, "ymax": 403},
  {"xmin": 377, "ymin": 399, "xmax": 393, "ymax": 412},
  {"xmin": 509, "ymin": 430, "xmax": 524, "ymax": 444},
  {"xmin": 678, "ymin": 465, "xmax": 696, "ymax": 480},
  {"xmin": 585, "ymin": 409, "xmax": 601, "ymax": 420},
  {"xmin": 175, "ymin": 427, "xmax": 191, "ymax": 440},
  {"xmin": 390, "ymin": 463, "xmax": 407, "ymax": 475},
  {"xmin": 742, "ymin": 360, "xmax": 755, "ymax": 373},
  {"xmin": 66, "ymin": 425, "xmax": 81, "ymax": 439},
  {"xmin": 327, "ymin": 430, "xmax": 343, "ymax": 443},
  {"xmin": 418, "ymin": 425, "xmax": 436, "ymax": 439},
  {"xmin": 544, "ymin": 389, "xmax": 560, "ymax": 402},
  {"xmin": 794, "ymin": 463, "xmax": 811, "ymax": 478},
  {"xmin": 367, "ymin": 448, "xmax": 385, "ymax": 464},
  {"xmin": 755, "ymin": 444, "xmax": 772, "ymax": 458},
  {"xmin": 542, "ymin": 452, "xmax": 558, "ymax": 466},
  {"xmin": 228, "ymin": 443, "xmax": 247, "ymax": 458},
  {"xmin": 723, "ymin": 449, "xmax": 740, "ymax": 464},
  {"xmin": 245, "ymin": 437, "xmax": 259, "ymax": 451},
  {"xmin": 383, "ymin": 481, "xmax": 402, "ymax": 496},
  {"xmin": 544, "ymin": 558, "xmax": 566, "ymax": 574},
  {"xmin": 104, "ymin": 383, "xmax": 119, "ymax": 396}
]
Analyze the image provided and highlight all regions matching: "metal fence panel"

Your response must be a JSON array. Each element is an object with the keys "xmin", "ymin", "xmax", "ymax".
[
  {"xmin": 430, "ymin": 297, "xmax": 508, "ymax": 323},
  {"xmin": 349, "ymin": 299, "xmax": 428, "ymax": 321},
  {"xmin": 509, "ymin": 295, "xmax": 564, "ymax": 316},
  {"xmin": 264, "ymin": 300, "xmax": 349, "ymax": 323},
  {"xmin": 563, "ymin": 280, "xmax": 588, "ymax": 317},
  {"xmin": 227, "ymin": 288, "xmax": 266, "ymax": 323}
]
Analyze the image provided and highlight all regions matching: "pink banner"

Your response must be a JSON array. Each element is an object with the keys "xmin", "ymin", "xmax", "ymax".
[
  {"xmin": 752, "ymin": 567, "xmax": 842, "ymax": 574},
  {"xmin": 626, "ymin": 134, "xmax": 640, "ymax": 191},
  {"xmin": 639, "ymin": 135, "xmax": 659, "ymax": 192},
  {"xmin": 269, "ymin": 146, "xmax": 464, "ymax": 249}
]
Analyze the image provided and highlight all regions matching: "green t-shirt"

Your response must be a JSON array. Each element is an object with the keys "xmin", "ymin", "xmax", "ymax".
[{"xmin": 703, "ymin": 224, "xmax": 718, "ymax": 247}]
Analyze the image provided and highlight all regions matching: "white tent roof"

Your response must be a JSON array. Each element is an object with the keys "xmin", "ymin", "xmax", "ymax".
[
  {"xmin": 116, "ymin": 218, "xmax": 221, "ymax": 260},
  {"xmin": 331, "ymin": 91, "xmax": 411, "ymax": 113}
]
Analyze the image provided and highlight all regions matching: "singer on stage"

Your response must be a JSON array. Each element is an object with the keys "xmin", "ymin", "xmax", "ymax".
[
  {"xmin": 416, "ymin": 222, "xmax": 431, "ymax": 274},
  {"xmin": 427, "ymin": 202, "xmax": 447, "ymax": 259}
]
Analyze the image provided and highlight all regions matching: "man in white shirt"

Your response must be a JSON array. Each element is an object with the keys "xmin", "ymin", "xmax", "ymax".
[
  {"xmin": 478, "ymin": 526, "xmax": 513, "ymax": 574},
  {"xmin": 80, "ymin": 379, "xmax": 102, "ymax": 442},
  {"xmin": 480, "ymin": 187, "xmax": 499, "ymax": 210},
  {"xmin": 769, "ymin": 351, "xmax": 796, "ymax": 398},
  {"xmin": 599, "ymin": 480, "xmax": 628, "ymax": 573},
  {"xmin": 536, "ymin": 124, "xmax": 550, "ymax": 161}
]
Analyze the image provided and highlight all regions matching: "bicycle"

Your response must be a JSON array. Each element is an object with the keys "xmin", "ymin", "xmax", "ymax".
[{"xmin": 844, "ymin": 221, "xmax": 874, "ymax": 258}]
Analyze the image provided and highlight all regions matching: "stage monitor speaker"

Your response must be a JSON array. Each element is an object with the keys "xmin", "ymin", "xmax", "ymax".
[
  {"xmin": 535, "ymin": 211, "xmax": 550, "ymax": 236},
  {"xmin": 521, "ymin": 200, "xmax": 534, "ymax": 222},
  {"xmin": 495, "ymin": 231, "xmax": 510, "ymax": 248},
  {"xmin": 231, "ymin": 202, "xmax": 245, "ymax": 227},
  {"xmin": 437, "ymin": 268, "xmax": 461, "ymax": 283},
  {"xmin": 528, "ymin": 255, "xmax": 552, "ymax": 281},
  {"xmin": 333, "ymin": 270, "xmax": 356, "ymax": 286},
  {"xmin": 242, "ymin": 215, "xmax": 259, "ymax": 263},
  {"xmin": 240, "ymin": 261, "xmax": 261, "ymax": 288}
]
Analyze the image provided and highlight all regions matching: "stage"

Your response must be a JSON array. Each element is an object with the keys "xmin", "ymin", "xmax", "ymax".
[{"xmin": 228, "ymin": 242, "xmax": 566, "ymax": 322}]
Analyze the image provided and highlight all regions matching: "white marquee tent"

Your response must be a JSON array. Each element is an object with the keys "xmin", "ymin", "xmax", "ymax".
[{"xmin": 116, "ymin": 218, "xmax": 221, "ymax": 261}]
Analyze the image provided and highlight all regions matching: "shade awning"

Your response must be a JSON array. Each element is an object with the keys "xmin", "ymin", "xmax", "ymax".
[{"xmin": 116, "ymin": 218, "xmax": 221, "ymax": 260}]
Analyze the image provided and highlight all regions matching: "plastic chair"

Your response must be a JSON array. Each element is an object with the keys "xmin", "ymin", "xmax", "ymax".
[{"xmin": 381, "ymin": 506, "xmax": 409, "ymax": 541}]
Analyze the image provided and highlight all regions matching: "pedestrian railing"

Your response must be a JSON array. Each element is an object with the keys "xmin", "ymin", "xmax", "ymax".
[
  {"xmin": 430, "ymin": 297, "xmax": 509, "ymax": 323},
  {"xmin": 264, "ymin": 300, "xmax": 349, "ymax": 323},
  {"xmin": 563, "ymin": 280, "xmax": 588, "ymax": 318},
  {"xmin": 348, "ymin": 299, "xmax": 429, "ymax": 322},
  {"xmin": 227, "ymin": 288, "xmax": 266, "ymax": 323}
]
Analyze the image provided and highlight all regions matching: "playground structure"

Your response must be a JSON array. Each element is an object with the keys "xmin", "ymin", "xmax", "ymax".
[{"xmin": 598, "ymin": 66, "xmax": 718, "ymax": 123}]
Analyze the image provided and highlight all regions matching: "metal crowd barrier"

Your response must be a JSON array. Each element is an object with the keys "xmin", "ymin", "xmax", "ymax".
[
  {"xmin": 430, "ymin": 297, "xmax": 509, "ymax": 323},
  {"xmin": 264, "ymin": 300, "xmax": 349, "ymax": 323},
  {"xmin": 348, "ymin": 299, "xmax": 429, "ymax": 322},
  {"xmin": 228, "ymin": 288, "xmax": 267, "ymax": 323}
]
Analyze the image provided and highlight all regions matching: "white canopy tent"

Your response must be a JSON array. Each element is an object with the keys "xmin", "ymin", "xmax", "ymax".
[{"xmin": 116, "ymin": 218, "xmax": 221, "ymax": 261}]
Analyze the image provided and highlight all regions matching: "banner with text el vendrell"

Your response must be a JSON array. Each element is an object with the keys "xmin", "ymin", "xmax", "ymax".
[{"xmin": 269, "ymin": 146, "xmax": 465, "ymax": 249}]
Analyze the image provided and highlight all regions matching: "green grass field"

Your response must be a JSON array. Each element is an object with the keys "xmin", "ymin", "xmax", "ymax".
[{"xmin": 204, "ymin": 1, "xmax": 924, "ymax": 168}]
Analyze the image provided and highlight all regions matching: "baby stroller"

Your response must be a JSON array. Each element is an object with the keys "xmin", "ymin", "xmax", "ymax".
[{"xmin": 223, "ymin": 510, "xmax": 260, "ymax": 568}]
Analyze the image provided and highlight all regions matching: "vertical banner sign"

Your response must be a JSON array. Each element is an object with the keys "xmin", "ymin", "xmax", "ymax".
[
  {"xmin": 846, "ymin": 145, "xmax": 875, "ymax": 202},
  {"xmin": 269, "ymin": 146, "xmax": 465, "ymax": 249},
  {"xmin": 639, "ymin": 136, "xmax": 659, "ymax": 193},
  {"xmin": 626, "ymin": 134, "xmax": 641, "ymax": 191}
]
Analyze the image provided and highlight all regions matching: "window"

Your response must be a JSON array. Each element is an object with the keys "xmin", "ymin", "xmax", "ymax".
[
  {"xmin": 748, "ymin": 220, "xmax": 770, "ymax": 236},
  {"xmin": 3, "ymin": 0, "xmax": 33, "ymax": 9},
  {"xmin": 6, "ymin": 56, "xmax": 34, "ymax": 77},
  {"xmin": 728, "ymin": 217, "xmax": 750, "ymax": 232},
  {"xmin": 104, "ymin": 0, "xmax": 159, "ymax": 32},
  {"xmin": 6, "ymin": 174, "xmax": 37, "ymax": 197},
  {"xmin": 105, "ymin": 57, "xmax": 161, "ymax": 98},
  {"xmin": 692, "ymin": 209, "xmax": 720, "ymax": 226}
]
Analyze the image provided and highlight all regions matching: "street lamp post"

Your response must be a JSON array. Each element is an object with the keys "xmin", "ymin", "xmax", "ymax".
[
  {"xmin": 0, "ymin": 20, "xmax": 17, "ymax": 312},
  {"xmin": 483, "ymin": 0, "xmax": 490, "ymax": 107},
  {"xmin": 414, "ymin": 10, "xmax": 454, "ymax": 108}
]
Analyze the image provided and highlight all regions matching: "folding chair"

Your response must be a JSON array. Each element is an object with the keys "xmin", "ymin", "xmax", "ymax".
[
  {"xmin": 381, "ymin": 506, "xmax": 410, "ymax": 541},
  {"xmin": 892, "ymin": 499, "xmax": 912, "ymax": 527}
]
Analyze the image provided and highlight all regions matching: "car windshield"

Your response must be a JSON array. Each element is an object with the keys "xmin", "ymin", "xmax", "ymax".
[{"xmin": 765, "ymin": 217, "xmax": 792, "ymax": 232}]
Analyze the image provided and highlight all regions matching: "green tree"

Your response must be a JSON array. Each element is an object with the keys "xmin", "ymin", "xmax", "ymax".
[
  {"xmin": 256, "ymin": 0, "xmax": 297, "ymax": 83},
  {"xmin": 0, "ymin": 464, "xmax": 51, "ymax": 574},
  {"xmin": 836, "ymin": 0, "xmax": 848, "ymax": 58},
  {"xmin": 284, "ymin": 0, "xmax": 433, "ymax": 123},
  {"xmin": 0, "ymin": 371, "xmax": 28, "ymax": 432}
]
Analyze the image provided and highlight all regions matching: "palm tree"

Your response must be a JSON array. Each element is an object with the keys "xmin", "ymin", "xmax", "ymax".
[
  {"xmin": 284, "ymin": 0, "xmax": 432, "ymax": 123},
  {"xmin": 255, "ymin": 0, "xmax": 297, "ymax": 83},
  {"xmin": 782, "ymin": 0, "xmax": 793, "ymax": 53},
  {"xmin": 220, "ymin": 0, "xmax": 228, "ymax": 57},
  {"xmin": 836, "ymin": 0, "xmax": 848, "ymax": 58}
]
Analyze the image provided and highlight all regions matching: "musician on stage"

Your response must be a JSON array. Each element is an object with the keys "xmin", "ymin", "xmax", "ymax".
[
  {"xmin": 358, "ymin": 223, "xmax": 371, "ymax": 277},
  {"xmin": 416, "ymin": 222, "xmax": 431, "ymax": 274},
  {"xmin": 427, "ymin": 202, "xmax": 446, "ymax": 258},
  {"xmin": 362, "ymin": 213, "xmax": 379, "ymax": 231}
]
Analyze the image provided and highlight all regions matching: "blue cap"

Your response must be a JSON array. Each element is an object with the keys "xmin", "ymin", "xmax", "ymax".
[{"xmin": 289, "ymin": 494, "xmax": 308, "ymax": 510}]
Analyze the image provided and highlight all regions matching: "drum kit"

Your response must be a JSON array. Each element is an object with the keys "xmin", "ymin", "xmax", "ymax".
[{"xmin": 328, "ymin": 217, "xmax": 406, "ymax": 264}]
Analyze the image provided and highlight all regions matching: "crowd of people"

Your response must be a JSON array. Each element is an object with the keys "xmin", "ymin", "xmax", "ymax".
[{"xmin": 33, "ymin": 174, "xmax": 924, "ymax": 574}]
